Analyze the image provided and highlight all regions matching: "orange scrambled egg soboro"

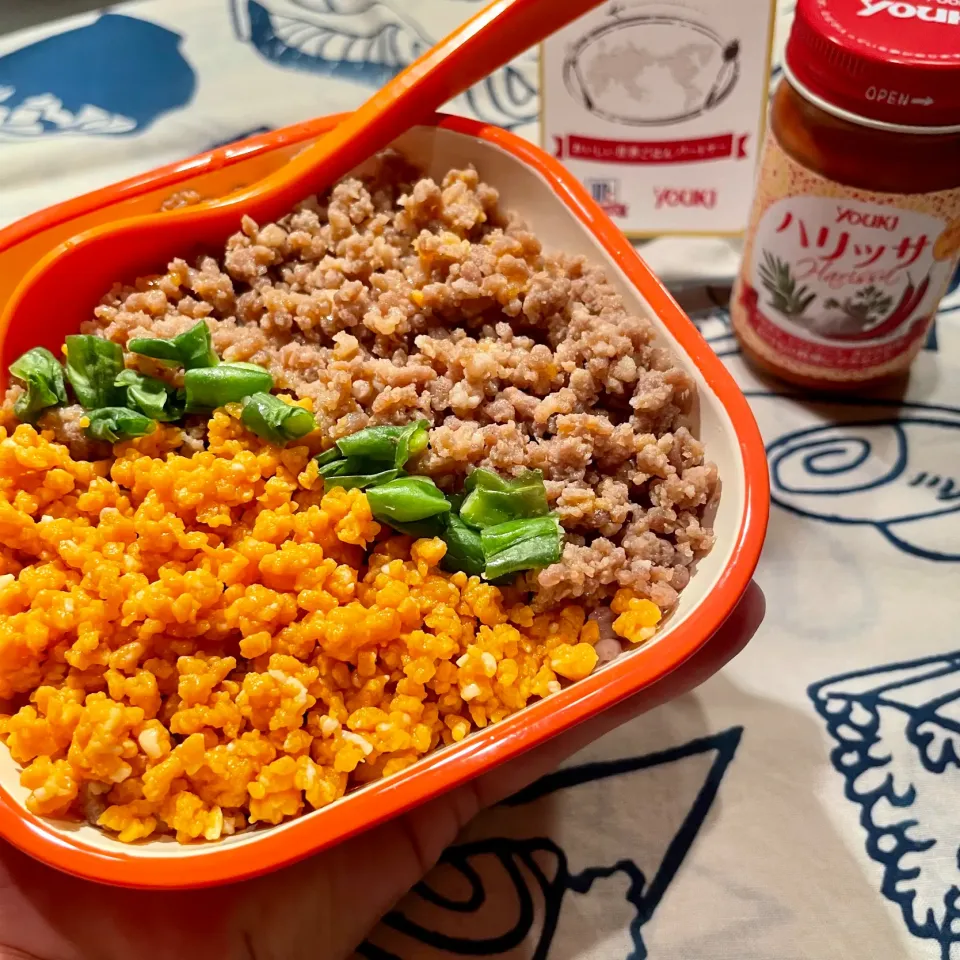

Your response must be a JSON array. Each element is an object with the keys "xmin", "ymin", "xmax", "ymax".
[{"xmin": 0, "ymin": 402, "xmax": 661, "ymax": 844}]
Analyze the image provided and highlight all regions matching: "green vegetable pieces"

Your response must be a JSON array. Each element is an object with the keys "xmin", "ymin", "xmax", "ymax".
[
  {"xmin": 114, "ymin": 369, "xmax": 184, "ymax": 422},
  {"xmin": 440, "ymin": 514, "xmax": 485, "ymax": 576},
  {"xmin": 85, "ymin": 407, "xmax": 157, "ymax": 443},
  {"xmin": 317, "ymin": 420, "xmax": 429, "ymax": 493},
  {"xmin": 128, "ymin": 321, "xmax": 218, "ymax": 370},
  {"xmin": 64, "ymin": 335, "xmax": 124, "ymax": 409},
  {"xmin": 321, "ymin": 469, "xmax": 399, "ymax": 491},
  {"xmin": 241, "ymin": 392, "xmax": 316, "ymax": 446},
  {"xmin": 314, "ymin": 447, "xmax": 341, "ymax": 468},
  {"xmin": 480, "ymin": 516, "xmax": 563, "ymax": 580},
  {"xmin": 7, "ymin": 327, "xmax": 568, "ymax": 588},
  {"xmin": 365, "ymin": 476, "xmax": 451, "ymax": 525},
  {"xmin": 335, "ymin": 420, "xmax": 429, "ymax": 468},
  {"xmin": 315, "ymin": 424, "xmax": 563, "ymax": 582},
  {"xmin": 319, "ymin": 422, "xmax": 440, "ymax": 520},
  {"xmin": 8, "ymin": 347, "xmax": 67, "ymax": 422},
  {"xmin": 459, "ymin": 468, "xmax": 549, "ymax": 528},
  {"xmin": 184, "ymin": 363, "xmax": 273, "ymax": 412}
]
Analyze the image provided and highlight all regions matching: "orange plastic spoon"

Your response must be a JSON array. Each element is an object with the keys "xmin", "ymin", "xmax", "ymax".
[{"xmin": 1, "ymin": 0, "xmax": 604, "ymax": 362}]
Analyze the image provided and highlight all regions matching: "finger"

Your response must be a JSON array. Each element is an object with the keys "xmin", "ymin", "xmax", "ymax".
[{"xmin": 0, "ymin": 837, "xmax": 230, "ymax": 960}]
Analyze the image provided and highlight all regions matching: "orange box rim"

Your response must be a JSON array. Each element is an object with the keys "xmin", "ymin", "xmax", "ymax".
[{"xmin": 0, "ymin": 112, "xmax": 769, "ymax": 889}]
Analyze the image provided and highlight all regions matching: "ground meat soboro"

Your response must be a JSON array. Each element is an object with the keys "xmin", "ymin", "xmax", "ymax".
[{"xmin": 80, "ymin": 152, "xmax": 717, "ymax": 612}]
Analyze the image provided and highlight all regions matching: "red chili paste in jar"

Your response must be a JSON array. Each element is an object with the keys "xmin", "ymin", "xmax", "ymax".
[{"xmin": 731, "ymin": 0, "xmax": 960, "ymax": 390}]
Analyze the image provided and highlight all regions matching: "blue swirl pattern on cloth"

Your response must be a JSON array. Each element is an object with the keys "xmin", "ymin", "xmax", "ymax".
[
  {"xmin": 751, "ymin": 397, "xmax": 960, "ymax": 563},
  {"xmin": 764, "ymin": 406, "xmax": 960, "ymax": 563}
]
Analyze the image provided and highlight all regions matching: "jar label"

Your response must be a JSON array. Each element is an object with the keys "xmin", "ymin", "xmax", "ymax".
[{"xmin": 732, "ymin": 132, "xmax": 960, "ymax": 381}]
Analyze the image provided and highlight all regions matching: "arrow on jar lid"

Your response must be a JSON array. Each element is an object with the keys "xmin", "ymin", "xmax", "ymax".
[{"xmin": 910, "ymin": 96, "xmax": 934, "ymax": 106}]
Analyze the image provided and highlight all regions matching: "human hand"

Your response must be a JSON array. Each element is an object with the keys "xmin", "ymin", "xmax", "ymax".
[{"xmin": 0, "ymin": 582, "xmax": 763, "ymax": 960}]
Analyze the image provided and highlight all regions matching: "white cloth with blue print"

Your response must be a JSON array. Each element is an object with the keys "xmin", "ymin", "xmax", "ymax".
[{"xmin": 2, "ymin": 2, "xmax": 960, "ymax": 957}]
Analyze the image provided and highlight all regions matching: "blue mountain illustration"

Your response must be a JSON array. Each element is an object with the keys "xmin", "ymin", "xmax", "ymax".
[
  {"xmin": 360, "ymin": 728, "xmax": 742, "ymax": 959},
  {"xmin": 747, "ymin": 395, "xmax": 960, "ymax": 563},
  {"xmin": 810, "ymin": 653, "xmax": 960, "ymax": 959},
  {"xmin": 229, "ymin": 0, "xmax": 537, "ymax": 129},
  {"xmin": 0, "ymin": 14, "xmax": 195, "ymax": 139}
]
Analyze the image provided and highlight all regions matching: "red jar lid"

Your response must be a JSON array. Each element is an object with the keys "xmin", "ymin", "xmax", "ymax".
[{"xmin": 785, "ymin": 0, "xmax": 960, "ymax": 129}]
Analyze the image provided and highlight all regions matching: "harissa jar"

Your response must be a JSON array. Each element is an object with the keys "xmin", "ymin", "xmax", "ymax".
[{"xmin": 731, "ymin": 0, "xmax": 960, "ymax": 389}]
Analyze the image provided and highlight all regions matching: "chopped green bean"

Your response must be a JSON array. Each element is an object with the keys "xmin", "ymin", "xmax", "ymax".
[
  {"xmin": 316, "ymin": 458, "xmax": 353, "ymax": 479},
  {"xmin": 323, "ymin": 469, "xmax": 399, "ymax": 492},
  {"xmin": 315, "ymin": 456, "xmax": 389, "ymax": 479},
  {"xmin": 128, "ymin": 321, "xmax": 218, "ymax": 370},
  {"xmin": 241, "ymin": 392, "xmax": 316, "ymax": 446},
  {"xmin": 400, "ymin": 476, "xmax": 445, "ymax": 495},
  {"xmin": 481, "ymin": 515, "xmax": 562, "ymax": 580},
  {"xmin": 481, "ymin": 515, "xmax": 561, "ymax": 557},
  {"xmin": 387, "ymin": 517, "xmax": 449, "ymax": 539},
  {"xmin": 85, "ymin": 407, "xmax": 156, "ymax": 443},
  {"xmin": 114, "ymin": 369, "xmax": 184, "ymax": 422},
  {"xmin": 316, "ymin": 455, "xmax": 403, "ymax": 479},
  {"xmin": 173, "ymin": 321, "xmax": 219, "ymax": 369},
  {"xmin": 459, "ymin": 468, "xmax": 549, "ymax": 529},
  {"xmin": 335, "ymin": 420, "xmax": 430, "ymax": 469},
  {"xmin": 440, "ymin": 514, "xmax": 485, "ymax": 576},
  {"xmin": 315, "ymin": 447, "xmax": 341, "ymax": 468},
  {"xmin": 184, "ymin": 363, "xmax": 273, "ymax": 412},
  {"xmin": 64, "ymin": 335, "xmax": 124, "ymax": 409},
  {"xmin": 314, "ymin": 421, "xmax": 431, "ymax": 480},
  {"xmin": 126, "ymin": 337, "xmax": 180, "ymax": 365},
  {"xmin": 366, "ymin": 476, "xmax": 451, "ymax": 526},
  {"xmin": 9, "ymin": 347, "xmax": 67, "ymax": 422}
]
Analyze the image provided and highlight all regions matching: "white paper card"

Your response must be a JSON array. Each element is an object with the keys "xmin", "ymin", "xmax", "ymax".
[{"xmin": 540, "ymin": 0, "xmax": 776, "ymax": 238}]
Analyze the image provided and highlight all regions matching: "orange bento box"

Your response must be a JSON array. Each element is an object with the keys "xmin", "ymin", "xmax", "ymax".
[{"xmin": 0, "ymin": 112, "xmax": 768, "ymax": 889}]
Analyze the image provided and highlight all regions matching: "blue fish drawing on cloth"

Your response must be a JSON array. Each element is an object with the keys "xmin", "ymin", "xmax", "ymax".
[
  {"xmin": 228, "ymin": 0, "xmax": 537, "ymax": 129},
  {"xmin": 0, "ymin": 14, "xmax": 195, "ymax": 139},
  {"xmin": 359, "ymin": 729, "xmax": 742, "ymax": 960},
  {"xmin": 810, "ymin": 653, "xmax": 960, "ymax": 959},
  {"xmin": 749, "ymin": 395, "xmax": 960, "ymax": 562}
]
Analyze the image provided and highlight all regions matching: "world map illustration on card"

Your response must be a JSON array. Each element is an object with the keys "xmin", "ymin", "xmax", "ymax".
[{"xmin": 540, "ymin": 0, "xmax": 775, "ymax": 236}]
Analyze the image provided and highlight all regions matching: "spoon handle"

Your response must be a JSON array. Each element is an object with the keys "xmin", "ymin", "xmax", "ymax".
[
  {"xmin": 250, "ymin": 0, "xmax": 606, "ymax": 221},
  {"xmin": 0, "ymin": 0, "xmax": 608, "ymax": 358}
]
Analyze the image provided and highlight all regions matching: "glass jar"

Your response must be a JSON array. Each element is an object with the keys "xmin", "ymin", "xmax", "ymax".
[{"xmin": 731, "ymin": 0, "xmax": 960, "ymax": 390}]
